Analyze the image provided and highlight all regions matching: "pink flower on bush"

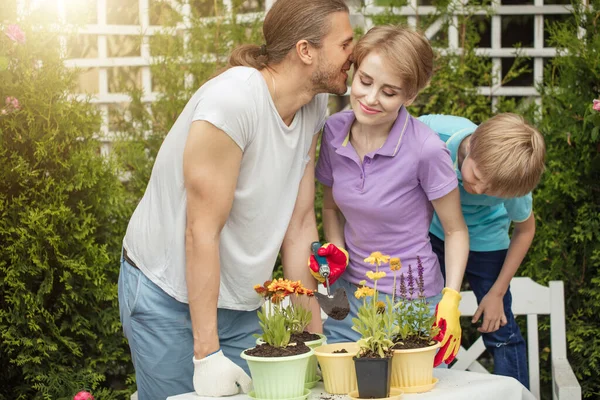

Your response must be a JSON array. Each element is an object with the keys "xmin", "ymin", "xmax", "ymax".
[
  {"xmin": 73, "ymin": 391, "xmax": 94, "ymax": 400},
  {"xmin": 6, "ymin": 96, "xmax": 20, "ymax": 110},
  {"xmin": 593, "ymin": 99, "xmax": 600, "ymax": 112},
  {"xmin": 2, "ymin": 96, "xmax": 21, "ymax": 115},
  {"xmin": 4, "ymin": 24, "xmax": 26, "ymax": 44},
  {"xmin": 1, "ymin": 96, "xmax": 20, "ymax": 115}
]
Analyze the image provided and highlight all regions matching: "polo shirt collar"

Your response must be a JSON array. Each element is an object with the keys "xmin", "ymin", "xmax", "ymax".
[
  {"xmin": 331, "ymin": 106, "xmax": 410, "ymax": 158},
  {"xmin": 446, "ymin": 126, "xmax": 477, "ymax": 179}
]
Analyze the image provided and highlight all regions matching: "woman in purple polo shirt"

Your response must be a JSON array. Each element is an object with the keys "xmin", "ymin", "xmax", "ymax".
[{"xmin": 314, "ymin": 25, "xmax": 470, "ymax": 366}]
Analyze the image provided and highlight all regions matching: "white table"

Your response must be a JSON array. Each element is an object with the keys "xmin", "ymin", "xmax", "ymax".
[{"xmin": 167, "ymin": 369, "xmax": 536, "ymax": 400}]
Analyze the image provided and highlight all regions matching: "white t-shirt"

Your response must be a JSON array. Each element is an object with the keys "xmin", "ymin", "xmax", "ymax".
[{"xmin": 123, "ymin": 66, "xmax": 328, "ymax": 310}]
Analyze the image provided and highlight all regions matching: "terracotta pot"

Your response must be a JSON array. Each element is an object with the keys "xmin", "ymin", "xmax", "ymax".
[{"xmin": 390, "ymin": 341, "xmax": 440, "ymax": 392}]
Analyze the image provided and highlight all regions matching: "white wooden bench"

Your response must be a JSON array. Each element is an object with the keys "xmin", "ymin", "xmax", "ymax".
[{"xmin": 453, "ymin": 277, "xmax": 581, "ymax": 400}]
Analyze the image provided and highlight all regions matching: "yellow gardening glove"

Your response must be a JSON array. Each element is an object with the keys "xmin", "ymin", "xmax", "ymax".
[{"xmin": 433, "ymin": 287, "xmax": 462, "ymax": 366}]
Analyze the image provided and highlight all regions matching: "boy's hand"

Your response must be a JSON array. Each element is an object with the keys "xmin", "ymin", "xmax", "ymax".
[{"xmin": 472, "ymin": 292, "xmax": 507, "ymax": 333}]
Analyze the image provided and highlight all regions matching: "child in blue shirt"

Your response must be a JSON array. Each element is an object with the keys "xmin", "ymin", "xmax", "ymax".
[{"xmin": 419, "ymin": 113, "xmax": 546, "ymax": 388}]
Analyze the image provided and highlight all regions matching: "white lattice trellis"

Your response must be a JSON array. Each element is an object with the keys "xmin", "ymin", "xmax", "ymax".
[{"xmin": 19, "ymin": 0, "xmax": 581, "ymax": 135}]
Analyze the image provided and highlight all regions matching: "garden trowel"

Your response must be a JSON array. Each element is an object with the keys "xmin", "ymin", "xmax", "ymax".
[{"xmin": 311, "ymin": 241, "xmax": 350, "ymax": 320}]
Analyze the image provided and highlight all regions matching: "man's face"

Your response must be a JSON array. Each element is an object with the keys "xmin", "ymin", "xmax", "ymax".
[{"xmin": 311, "ymin": 12, "xmax": 354, "ymax": 96}]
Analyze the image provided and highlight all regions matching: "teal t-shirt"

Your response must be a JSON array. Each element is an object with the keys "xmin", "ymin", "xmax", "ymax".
[{"xmin": 418, "ymin": 114, "xmax": 532, "ymax": 251}]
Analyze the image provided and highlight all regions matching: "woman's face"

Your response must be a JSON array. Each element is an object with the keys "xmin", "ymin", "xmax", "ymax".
[{"xmin": 350, "ymin": 51, "xmax": 413, "ymax": 129}]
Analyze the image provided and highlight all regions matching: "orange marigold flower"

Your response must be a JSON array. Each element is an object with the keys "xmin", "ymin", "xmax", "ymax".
[
  {"xmin": 268, "ymin": 278, "xmax": 296, "ymax": 294},
  {"xmin": 271, "ymin": 292, "xmax": 286, "ymax": 304},
  {"xmin": 254, "ymin": 284, "xmax": 267, "ymax": 295},
  {"xmin": 295, "ymin": 286, "xmax": 314, "ymax": 296}
]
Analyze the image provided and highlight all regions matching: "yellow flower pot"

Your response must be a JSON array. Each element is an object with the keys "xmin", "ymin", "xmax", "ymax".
[
  {"xmin": 313, "ymin": 342, "xmax": 359, "ymax": 395},
  {"xmin": 390, "ymin": 341, "xmax": 440, "ymax": 392}
]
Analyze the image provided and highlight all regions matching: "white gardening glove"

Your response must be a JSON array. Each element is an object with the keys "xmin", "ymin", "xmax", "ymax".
[{"xmin": 193, "ymin": 350, "xmax": 253, "ymax": 396}]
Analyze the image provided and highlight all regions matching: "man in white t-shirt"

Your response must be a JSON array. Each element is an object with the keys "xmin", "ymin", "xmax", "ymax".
[{"xmin": 117, "ymin": 0, "xmax": 355, "ymax": 398}]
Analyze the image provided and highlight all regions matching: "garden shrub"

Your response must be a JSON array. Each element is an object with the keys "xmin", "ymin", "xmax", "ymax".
[
  {"xmin": 521, "ymin": 1, "xmax": 600, "ymax": 397},
  {"xmin": 0, "ymin": 20, "xmax": 133, "ymax": 400}
]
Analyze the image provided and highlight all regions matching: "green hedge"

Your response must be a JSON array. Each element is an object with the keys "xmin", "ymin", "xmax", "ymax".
[
  {"xmin": 521, "ymin": 1, "xmax": 600, "ymax": 397},
  {"xmin": 0, "ymin": 22, "xmax": 133, "ymax": 399}
]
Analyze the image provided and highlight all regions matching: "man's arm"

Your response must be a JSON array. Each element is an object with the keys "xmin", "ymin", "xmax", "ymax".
[
  {"xmin": 474, "ymin": 212, "xmax": 536, "ymax": 333},
  {"xmin": 183, "ymin": 120, "xmax": 242, "ymax": 359},
  {"xmin": 281, "ymin": 134, "xmax": 322, "ymax": 333}
]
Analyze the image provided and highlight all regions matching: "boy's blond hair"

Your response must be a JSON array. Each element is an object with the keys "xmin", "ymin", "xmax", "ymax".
[
  {"xmin": 352, "ymin": 25, "xmax": 433, "ymax": 100},
  {"xmin": 469, "ymin": 113, "xmax": 546, "ymax": 198}
]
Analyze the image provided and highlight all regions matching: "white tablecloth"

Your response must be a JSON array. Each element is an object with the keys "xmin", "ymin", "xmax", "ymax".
[{"xmin": 167, "ymin": 369, "xmax": 536, "ymax": 400}]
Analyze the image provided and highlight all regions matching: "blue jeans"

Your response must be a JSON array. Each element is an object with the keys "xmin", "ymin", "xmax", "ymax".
[
  {"xmin": 118, "ymin": 255, "xmax": 261, "ymax": 400},
  {"xmin": 323, "ymin": 278, "xmax": 442, "ymax": 343},
  {"xmin": 430, "ymin": 234, "xmax": 529, "ymax": 388}
]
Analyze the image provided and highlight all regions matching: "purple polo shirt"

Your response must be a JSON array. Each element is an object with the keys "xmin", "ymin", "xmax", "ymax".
[{"xmin": 316, "ymin": 108, "xmax": 458, "ymax": 299}]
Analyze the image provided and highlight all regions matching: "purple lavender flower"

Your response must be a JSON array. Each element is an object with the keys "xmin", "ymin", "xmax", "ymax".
[
  {"xmin": 417, "ymin": 255, "xmax": 425, "ymax": 297},
  {"xmin": 399, "ymin": 273, "xmax": 407, "ymax": 299},
  {"xmin": 407, "ymin": 264, "xmax": 414, "ymax": 299}
]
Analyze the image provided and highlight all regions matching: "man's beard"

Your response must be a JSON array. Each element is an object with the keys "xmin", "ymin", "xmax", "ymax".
[{"xmin": 311, "ymin": 63, "xmax": 346, "ymax": 96}]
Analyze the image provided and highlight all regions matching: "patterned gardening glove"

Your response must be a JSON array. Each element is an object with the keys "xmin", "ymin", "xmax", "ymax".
[
  {"xmin": 308, "ymin": 243, "xmax": 349, "ymax": 285},
  {"xmin": 433, "ymin": 287, "xmax": 462, "ymax": 367}
]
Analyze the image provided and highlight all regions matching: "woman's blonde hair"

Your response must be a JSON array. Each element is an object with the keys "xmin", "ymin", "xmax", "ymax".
[
  {"xmin": 470, "ymin": 113, "xmax": 546, "ymax": 197},
  {"xmin": 352, "ymin": 25, "xmax": 434, "ymax": 99},
  {"xmin": 226, "ymin": 0, "xmax": 349, "ymax": 70}
]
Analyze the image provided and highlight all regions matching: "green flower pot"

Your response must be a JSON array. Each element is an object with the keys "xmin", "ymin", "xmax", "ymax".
[
  {"xmin": 303, "ymin": 333, "xmax": 327, "ymax": 388},
  {"xmin": 241, "ymin": 347, "xmax": 314, "ymax": 400}
]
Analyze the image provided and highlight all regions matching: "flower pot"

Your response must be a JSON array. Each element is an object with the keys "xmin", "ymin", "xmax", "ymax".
[
  {"xmin": 390, "ymin": 341, "xmax": 440, "ymax": 392},
  {"xmin": 241, "ymin": 347, "xmax": 314, "ymax": 400},
  {"xmin": 313, "ymin": 342, "xmax": 359, "ymax": 394},
  {"xmin": 303, "ymin": 333, "xmax": 327, "ymax": 388},
  {"xmin": 255, "ymin": 333, "xmax": 326, "ymax": 389},
  {"xmin": 353, "ymin": 355, "xmax": 392, "ymax": 399}
]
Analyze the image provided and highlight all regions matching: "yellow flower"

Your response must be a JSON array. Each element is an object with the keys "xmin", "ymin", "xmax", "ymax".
[
  {"xmin": 366, "ymin": 271, "xmax": 387, "ymax": 281},
  {"xmin": 354, "ymin": 286, "xmax": 376, "ymax": 299},
  {"xmin": 390, "ymin": 257, "xmax": 402, "ymax": 271},
  {"xmin": 364, "ymin": 251, "xmax": 391, "ymax": 266}
]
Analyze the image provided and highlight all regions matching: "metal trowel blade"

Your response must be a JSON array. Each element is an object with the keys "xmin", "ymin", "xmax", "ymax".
[{"xmin": 314, "ymin": 287, "xmax": 350, "ymax": 321}]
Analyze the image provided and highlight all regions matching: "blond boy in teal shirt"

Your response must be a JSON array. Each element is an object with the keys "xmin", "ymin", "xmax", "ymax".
[{"xmin": 419, "ymin": 113, "xmax": 546, "ymax": 388}]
